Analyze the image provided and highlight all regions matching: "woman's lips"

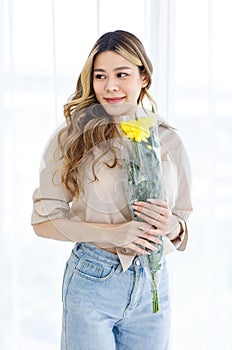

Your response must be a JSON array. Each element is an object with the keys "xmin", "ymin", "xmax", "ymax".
[{"xmin": 104, "ymin": 97, "xmax": 125, "ymax": 104}]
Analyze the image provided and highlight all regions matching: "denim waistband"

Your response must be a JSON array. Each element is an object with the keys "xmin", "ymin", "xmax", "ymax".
[{"xmin": 71, "ymin": 242, "xmax": 142, "ymax": 270}]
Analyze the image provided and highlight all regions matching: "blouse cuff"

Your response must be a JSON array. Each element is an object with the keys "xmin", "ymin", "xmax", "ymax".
[
  {"xmin": 31, "ymin": 192, "xmax": 70, "ymax": 224},
  {"xmin": 165, "ymin": 214, "xmax": 188, "ymax": 252}
]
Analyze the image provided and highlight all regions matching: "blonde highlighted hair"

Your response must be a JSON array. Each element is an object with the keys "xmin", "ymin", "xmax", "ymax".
[{"xmin": 58, "ymin": 30, "xmax": 156, "ymax": 197}]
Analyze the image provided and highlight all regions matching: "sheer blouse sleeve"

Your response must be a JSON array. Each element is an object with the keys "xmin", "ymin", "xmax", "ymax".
[
  {"xmin": 159, "ymin": 121, "xmax": 193, "ymax": 254},
  {"xmin": 31, "ymin": 130, "xmax": 73, "ymax": 224}
]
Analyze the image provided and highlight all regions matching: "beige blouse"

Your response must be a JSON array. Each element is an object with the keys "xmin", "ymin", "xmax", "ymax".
[{"xmin": 31, "ymin": 114, "xmax": 193, "ymax": 271}]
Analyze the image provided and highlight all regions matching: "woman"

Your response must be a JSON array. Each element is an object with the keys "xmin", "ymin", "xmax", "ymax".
[{"xmin": 32, "ymin": 30, "xmax": 192, "ymax": 350}]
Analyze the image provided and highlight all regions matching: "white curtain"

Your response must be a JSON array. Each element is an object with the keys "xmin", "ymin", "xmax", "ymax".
[
  {"xmin": 167, "ymin": 1, "xmax": 232, "ymax": 349},
  {"xmin": 1, "ymin": 1, "xmax": 231, "ymax": 349}
]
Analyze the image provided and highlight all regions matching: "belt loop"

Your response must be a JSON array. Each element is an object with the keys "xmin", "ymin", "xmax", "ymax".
[
  {"xmin": 72, "ymin": 243, "xmax": 82, "ymax": 259},
  {"xmin": 74, "ymin": 242, "xmax": 80, "ymax": 251},
  {"xmin": 115, "ymin": 264, "xmax": 122, "ymax": 275}
]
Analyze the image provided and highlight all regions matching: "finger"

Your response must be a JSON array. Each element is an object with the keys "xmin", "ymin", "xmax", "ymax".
[
  {"xmin": 142, "ymin": 232, "xmax": 163, "ymax": 243},
  {"xmin": 147, "ymin": 227, "xmax": 164, "ymax": 235},
  {"xmin": 136, "ymin": 237, "xmax": 159, "ymax": 252},
  {"xmin": 138, "ymin": 223, "xmax": 153, "ymax": 233},
  {"xmin": 134, "ymin": 199, "xmax": 168, "ymax": 208},
  {"xmin": 147, "ymin": 199, "xmax": 169, "ymax": 208},
  {"xmin": 123, "ymin": 242, "xmax": 150, "ymax": 255},
  {"xmin": 133, "ymin": 206, "xmax": 163, "ymax": 221},
  {"xmin": 133, "ymin": 203, "xmax": 167, "ymax": 218},
  {"xmin": 134, "ymin": 210, "xmax": 165, "ymax": 228},
  {"xmin": 147, "ymin": 228, "xmax": 165, "ymax": 236}
]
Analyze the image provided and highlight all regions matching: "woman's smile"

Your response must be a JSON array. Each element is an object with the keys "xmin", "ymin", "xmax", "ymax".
[{"xmin": 104, "ymin": 96, "xmax": 125, "ymax": 104}]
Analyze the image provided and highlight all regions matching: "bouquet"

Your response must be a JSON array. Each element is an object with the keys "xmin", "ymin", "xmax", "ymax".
[{"xmin": 120, "ymin": 107, "xmax": 164, "ymax": 313}]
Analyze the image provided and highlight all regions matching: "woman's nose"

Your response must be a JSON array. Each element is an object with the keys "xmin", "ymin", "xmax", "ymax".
[{"xmin": 105, "ymin": 77, "xmax": 119, "ymax": 92}]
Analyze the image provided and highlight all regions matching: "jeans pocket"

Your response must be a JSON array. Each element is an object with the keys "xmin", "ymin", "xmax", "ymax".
[
  {"xmin": 62, "ymin": 257, "xmax": 78, "ymax": 302},
  {"xmin": 74, "ymin": 255, "xmax": 115, "ymax": 281}
]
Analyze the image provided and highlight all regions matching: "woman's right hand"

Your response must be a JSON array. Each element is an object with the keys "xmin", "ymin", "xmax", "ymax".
[
  {"xmin": 108, "ymin": 220, "xmax": 162, "ymax": 255},
  {"xmin": 33, "ymin": 219, "xmax": 162, "ymax": 256}
]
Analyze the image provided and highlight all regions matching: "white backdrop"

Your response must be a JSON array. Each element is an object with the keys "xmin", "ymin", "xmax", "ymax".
[{"xmin": 0, "ymin": 0, "xmax": 232, "ymax": 349}]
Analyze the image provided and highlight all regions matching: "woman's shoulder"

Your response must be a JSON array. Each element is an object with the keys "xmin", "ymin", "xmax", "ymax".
[
  {"xmin": 156, "ymin": 114, "xmax": 182, "ymax": 144},
  {"xmin": 40, "ymin": 122, "xmax": 67, "ymax": 164},
  {"xmin": 156, "ymin": 114, "xmax": 176, "ymax": 131},
  {"xmin": 156, "ymin": 114, "xmax": 189, "ymax": 163}
]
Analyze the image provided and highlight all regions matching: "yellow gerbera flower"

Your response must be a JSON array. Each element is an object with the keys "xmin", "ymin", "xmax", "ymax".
[{"xmin": 120, "ymin": 114, "xmax": 156, "ymax": 143}]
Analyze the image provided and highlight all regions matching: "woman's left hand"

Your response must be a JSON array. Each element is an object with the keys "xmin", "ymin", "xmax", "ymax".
[{"xmin": 132, "ymin": 199, "xmax": 171, "ymax": 236}]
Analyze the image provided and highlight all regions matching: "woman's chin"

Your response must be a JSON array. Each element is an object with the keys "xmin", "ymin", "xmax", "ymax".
[{"xmin": 101, "ymin": 102, "xmax": 136, "ymax": 118}]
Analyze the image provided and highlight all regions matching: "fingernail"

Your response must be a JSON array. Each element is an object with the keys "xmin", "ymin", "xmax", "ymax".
[{"xmin": 147, "ymin": 198, "xmax": 154, "ymax": 203}]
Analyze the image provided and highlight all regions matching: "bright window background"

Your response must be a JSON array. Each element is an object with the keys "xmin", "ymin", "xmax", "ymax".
[
  {"xmin": 168, "ymin": 1, "xmax": 232, "ymax": 349},
  {"xmin": 0, "ymin": 0, "xmax": 231, "ymax": 349}
]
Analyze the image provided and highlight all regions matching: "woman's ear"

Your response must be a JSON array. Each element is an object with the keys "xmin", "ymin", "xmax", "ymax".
[{"xmin": 141, "ymin": 73, "xmax": 149, "ymax": 88}]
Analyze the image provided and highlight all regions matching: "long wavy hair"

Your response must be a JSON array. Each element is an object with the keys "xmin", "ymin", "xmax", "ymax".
[{"xmin": 57, "ymin": 30, "xmax": 156, "ymax": 197}]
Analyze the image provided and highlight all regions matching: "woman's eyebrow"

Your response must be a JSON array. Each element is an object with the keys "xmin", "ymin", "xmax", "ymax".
[
  {"xmin": 93, "ymin": 66, "xmax": 132, "ymax": 72},
  {"xmin": 114, "ymin": 66, "xmax": 132, "ymax": 71}
]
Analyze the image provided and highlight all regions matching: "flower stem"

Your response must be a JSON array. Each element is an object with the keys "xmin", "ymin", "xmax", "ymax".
[{"xmin": 152, "ymin": 289, "xmax": 159, "ymax": 313}]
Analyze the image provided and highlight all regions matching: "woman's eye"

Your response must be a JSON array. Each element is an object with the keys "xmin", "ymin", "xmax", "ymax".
[
  {"xmin": 95, "ymin": 74, "xmax": 105, "ymax": 79},
  {"xmin": 117, "ymin": 72, "xmax": 128, "ymax": 78}
]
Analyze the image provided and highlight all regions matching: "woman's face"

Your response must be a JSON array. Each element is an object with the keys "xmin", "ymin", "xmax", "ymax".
[{"xmin": 93, "ymin": 50, "xmax": 148, "ymax": 117}]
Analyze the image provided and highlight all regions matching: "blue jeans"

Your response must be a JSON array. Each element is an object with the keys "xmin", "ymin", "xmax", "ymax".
[{"xmin": 61, "ymin": 243, "xmax": 170, "ymax": 350}]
